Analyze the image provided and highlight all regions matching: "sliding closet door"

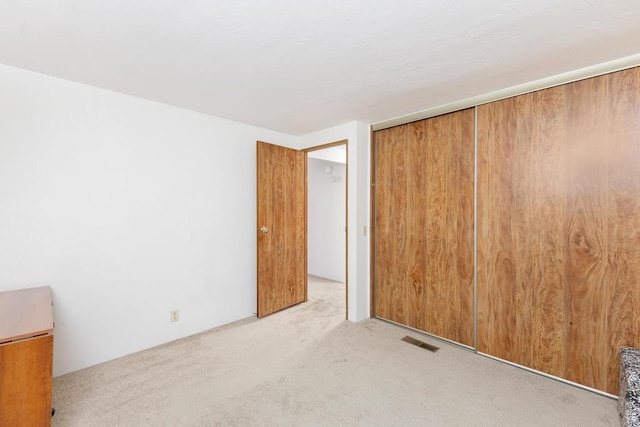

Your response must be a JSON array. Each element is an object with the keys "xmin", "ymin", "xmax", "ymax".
[
  {"xmin": 374, "ymin": 109, "xmax": 474, "ymax": 346},
  {"xmin": 477, "ymin": 67, "xmax": 640, "ymax": 394}
]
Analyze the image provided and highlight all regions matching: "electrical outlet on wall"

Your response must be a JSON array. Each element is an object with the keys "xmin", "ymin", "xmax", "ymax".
[{"xmin": 170, "ymin": 309, "xmax": 180, "ymax": 322}]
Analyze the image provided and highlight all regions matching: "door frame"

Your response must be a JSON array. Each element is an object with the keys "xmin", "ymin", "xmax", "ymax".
[{"xmin": 303, "ymin": 139, "xmax": 348, "ymax": 319}]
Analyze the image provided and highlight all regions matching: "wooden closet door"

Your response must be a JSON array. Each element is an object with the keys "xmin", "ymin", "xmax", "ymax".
[
  {"xmin": 477, "ymin": 66, "xmax": 640, "ymax": 394},
  {"xmin": 374, "ymin": 109, "xmax": 474, "ymax": 346}
]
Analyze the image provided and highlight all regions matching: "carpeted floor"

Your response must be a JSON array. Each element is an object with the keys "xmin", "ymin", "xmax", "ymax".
[{"xmin": 52, "ymin": 276, "xmax": 618, "ymax": 426}]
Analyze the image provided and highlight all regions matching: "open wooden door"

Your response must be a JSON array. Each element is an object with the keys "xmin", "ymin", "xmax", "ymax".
[{"xmin": 256, "ymin": 141, "xmax": 307, "ymax": 317}]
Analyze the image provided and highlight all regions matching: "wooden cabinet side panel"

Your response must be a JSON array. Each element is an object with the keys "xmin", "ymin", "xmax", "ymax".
[{"xmin": 0, "ymin": 334, "xmax": 53, "ymax": 426}]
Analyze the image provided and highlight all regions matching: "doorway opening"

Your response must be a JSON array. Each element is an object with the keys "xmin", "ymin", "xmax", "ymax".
[{"xmin": 305, "ymin": 141, "xmax": 348, "ymax": 319}]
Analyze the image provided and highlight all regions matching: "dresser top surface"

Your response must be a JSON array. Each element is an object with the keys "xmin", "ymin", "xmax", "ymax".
[{"xmin": 0, "ymin": 286, "xmax": 53, "ymax": 343}]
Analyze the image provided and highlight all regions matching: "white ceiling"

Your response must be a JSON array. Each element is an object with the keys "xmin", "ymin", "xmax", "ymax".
[{"xmin": 1, "ymin": 1, "xmax": 639, "ymax": 135}]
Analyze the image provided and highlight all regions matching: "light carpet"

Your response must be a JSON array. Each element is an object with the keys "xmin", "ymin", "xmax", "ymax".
[{"xmin": 52, "ymin": 276, "xmax": 618, "ymax": 426}]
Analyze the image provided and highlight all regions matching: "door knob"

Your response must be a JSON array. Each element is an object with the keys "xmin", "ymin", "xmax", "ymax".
[{"xmin": 259, "ymin": 226, "xmax": 269, "ymax": 233}]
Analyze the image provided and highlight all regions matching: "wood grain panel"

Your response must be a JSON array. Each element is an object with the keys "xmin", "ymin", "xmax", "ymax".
[
  {"xmin": 406, "ymin": 121, "xmax": 429, "ymax": 331},
  {"xmin": 257, "ymin": 141, "xmax": 306, "ymax": 317},
  {"xmin": 476, "ymin": 97, "xmax": 519, "ymax": 364},
  {"xmin": 478, "ymin": 66, "xmax": 640, "ymax": 394},
  {"xmin": 374, "ymin": 124, "xmax": 411, "ymax": 325},
  {"xmin": 424, "ymin": 109, "xmax": 475, "ymax": 345},
  {"xmin": 0, "ymin": 287, "xmax": 54, "ymax": 425},
  {"xmin": 0, "ymin": 335, "xmax": 53, "ymax": 426},
  {"xmin": 374, "ymin": 109, "xmax": 474, "ymax": 345}
]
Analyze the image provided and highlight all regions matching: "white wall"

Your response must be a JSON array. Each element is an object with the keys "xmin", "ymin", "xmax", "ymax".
[
  {"xmin": 298, "ymin": 121, "xmax": 371, "ymax": 322},
  {"xmin": 0, "ymin": 64, "xmax": 297, "ymax": 376},
  {"xmin": 307, "ymin": 158, "xmax": 346, "ymax": 282}
]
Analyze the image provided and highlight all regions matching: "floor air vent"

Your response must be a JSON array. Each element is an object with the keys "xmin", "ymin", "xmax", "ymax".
[{"xmin": 402, "ymin": 336, "xmax": 440, "ymax": 353}]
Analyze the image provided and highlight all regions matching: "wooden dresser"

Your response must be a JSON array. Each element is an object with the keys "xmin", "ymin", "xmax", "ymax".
[{"xmin": 0, "ymin": 286, "xmax": 54, "ymax": 426}]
